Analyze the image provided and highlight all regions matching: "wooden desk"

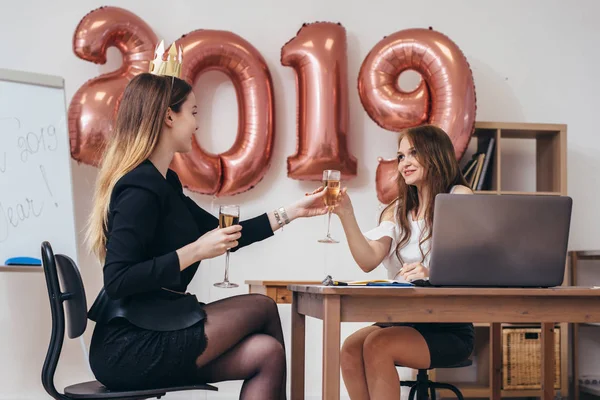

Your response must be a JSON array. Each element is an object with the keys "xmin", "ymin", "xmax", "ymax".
[
  {"xmin": 289, "ymin": 285, "xmax": 600, "ymax": 400},
  {"xmin": 246, "ymin": 280, "xmax": 321, "ymax": 304}
]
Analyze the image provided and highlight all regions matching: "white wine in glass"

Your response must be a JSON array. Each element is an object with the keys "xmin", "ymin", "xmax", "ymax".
[
  {"xmin": 318, "ymin": 170, "xmax": 341, "ymax": 243},
  {"xmin": 214, "ymin": 205, "xmax": 240, "ymax": 288}
]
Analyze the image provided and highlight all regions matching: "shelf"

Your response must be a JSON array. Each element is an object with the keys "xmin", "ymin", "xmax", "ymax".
[
  {"xmin": 501, "ymin": 129, "xmax": 562, "ymax": 139},
  {"xmin": 438, "ymin": 385, "xmax": 563, "ymax": 398},
  {"xmin": 570, "ymin": 250, "xmax": 600, "ymax": 259},
  {"xmin": 501, "ymin": 388, "xmax": 564, "ymax": 397},
  {"xmin": 474, "ymin": 121, "xmax": 566, "ymax": 132},
  {"xmin": 466, "ymin": 121, "xmax": 567, "ymax": 195},
  {"xmin": 472, "ymin": 322, "xmax": 561, "ymax": 328},
  {"xmin": 438, "ymin": 384, "xmax": 489, "ymax": 398},
  {"xmin": 0, "ymin": 265, "xmax": 42, "ymax": 273}
]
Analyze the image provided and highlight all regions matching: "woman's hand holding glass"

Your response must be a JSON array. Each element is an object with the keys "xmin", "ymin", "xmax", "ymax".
[
  {"xmin": 331, "ymin": 187, "xmax": 354, "ymax": 218},
  {"xmin": 214, "ymin": 205, "xmax": 241, "ymax": 288},
  {"xmin": 289, "ymin": 187, "xmax": 330, "ymax": 219},
  {"xmin": 194, "ymin": 224, "xmax": 242, "ymax": 261},
  {"xmin": 304, "ymin": 185, "xmax": 353, "ymax": 219}
]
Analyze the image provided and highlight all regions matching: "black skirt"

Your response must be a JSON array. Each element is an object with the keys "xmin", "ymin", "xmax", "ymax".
[
  {"xmin": 89, "ymin": 316, "xmax": 208, "ymax": 390},
  {"xmin": 373, "ymin": 322, "xmax": 474, "ymax": 369}
]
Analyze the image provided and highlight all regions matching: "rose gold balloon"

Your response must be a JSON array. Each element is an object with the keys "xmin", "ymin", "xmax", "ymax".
[
  {"xmin": 281, "ymin": 22, "xmax": 357, "ymax": 181},
  {"xmin": 68, "ymin": 6, "xmax": 157, "ymax": 166},
  {"xmin": 171, "ymin": 30, "xmax": 274, "ymax": 196},
  {"xmin": 358, "ymin": 28, "xmax": 476, "ymax": 204},
  {"xmin": 375, "ymin": 157, "xmax": 400, "ymax": 205}
]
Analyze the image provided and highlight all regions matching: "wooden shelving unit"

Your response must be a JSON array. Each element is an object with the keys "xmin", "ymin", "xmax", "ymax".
[
  {"xmin": 569, "ymin": 250, "xmax": 600, "ymax": 400},
  {"xmin": 432, "ymin": 121, "xmax": 569, "ymax": 399},
  {"xmin": 469, "ymin": 121, "xmax": 567, "ymax": 196}
]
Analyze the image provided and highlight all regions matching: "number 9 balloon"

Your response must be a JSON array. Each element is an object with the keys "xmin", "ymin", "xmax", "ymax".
[{"xmin": 358, "ymin": 27, "xmax": 477, "ymax": 204}]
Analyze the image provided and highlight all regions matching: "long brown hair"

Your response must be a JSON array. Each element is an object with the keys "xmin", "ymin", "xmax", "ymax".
[
  {"xmin": 380, "ymin": 124, "xmax": 469, "ymax": 263},
  {"xmin": 86, "ymin": 73, "xmax": 192, "ymax": 261}
]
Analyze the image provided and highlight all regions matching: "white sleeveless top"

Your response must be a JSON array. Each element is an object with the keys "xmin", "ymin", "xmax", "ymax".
[{"xmin": 362, "ymin": 186, "xmax": 459, "ymax": 281}]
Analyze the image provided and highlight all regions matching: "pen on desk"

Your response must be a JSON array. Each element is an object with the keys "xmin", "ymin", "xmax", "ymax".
[
  {"xmin": 332, "ymin": 281, "xmax": 348, "ymax": 286},
  {"xmin": 322, "ymin": 275, "xmax": 349, "ymax": 286}
]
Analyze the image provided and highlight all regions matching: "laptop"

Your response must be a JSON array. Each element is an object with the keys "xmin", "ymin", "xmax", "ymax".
[{"xmin": 428, "ymin": 194, "xmax": 572, "ymax": 288}]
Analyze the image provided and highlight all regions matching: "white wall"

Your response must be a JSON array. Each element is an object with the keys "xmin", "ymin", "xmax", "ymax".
[{"xmin": 1, "ymin": 0, "xmax": 600, "ymax": 398}]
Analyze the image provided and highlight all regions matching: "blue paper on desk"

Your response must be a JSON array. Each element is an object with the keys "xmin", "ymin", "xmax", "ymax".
[{"xmin": 4, "ymin": 257, "xmax": 42, "ymax": 266}]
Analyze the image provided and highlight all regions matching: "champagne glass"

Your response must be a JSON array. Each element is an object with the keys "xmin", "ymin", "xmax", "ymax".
[
  {"xmin": 214, "ymin": 205, "xmax": 240, "ymax": 288},
  {"xmin": 318, "ymin": 170, "xmax": 341, "ymax": 243}
]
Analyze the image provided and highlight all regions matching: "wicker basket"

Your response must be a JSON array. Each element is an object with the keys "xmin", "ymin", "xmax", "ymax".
[{"xmin": 502, "ymin": 326, "xmax": 560, "ymax": 390}]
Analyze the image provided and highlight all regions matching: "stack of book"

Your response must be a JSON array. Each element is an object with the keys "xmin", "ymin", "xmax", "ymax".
[{"xmin": 462, "ymin": 137, "xmax": 496, "ymax": 190}]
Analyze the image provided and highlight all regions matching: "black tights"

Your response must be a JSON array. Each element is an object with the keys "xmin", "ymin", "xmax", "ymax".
[{"xmin": 194, "ymin": 294, "xmax": 286, "ymax": 400}]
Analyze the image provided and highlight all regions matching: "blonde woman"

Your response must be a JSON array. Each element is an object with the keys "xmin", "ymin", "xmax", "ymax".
[
  {"xmin": 333, "ymin": 125, "xmax": 475, "ymax": 399},
  {"xmin": 86, "ymin": 73, "xmax": 327, "ymax": 399}
]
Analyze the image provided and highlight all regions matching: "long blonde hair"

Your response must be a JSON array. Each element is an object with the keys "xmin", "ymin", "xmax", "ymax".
[
  {"xmin": 86, "ymin": 73, "xmax": 192, "ymax": 261},
  {"xmin": 380, "ymin": 124, "xmax": 469, "ymax": 263}
]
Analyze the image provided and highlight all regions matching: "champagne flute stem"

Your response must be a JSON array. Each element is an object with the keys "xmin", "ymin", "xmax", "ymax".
[
  {"xmin": 224, "ymin": 250, "xmax": 230, "ymax": 283},
  {"xmin": 326, "ymin": 209, "xmax": 332, "ymax": 237}
]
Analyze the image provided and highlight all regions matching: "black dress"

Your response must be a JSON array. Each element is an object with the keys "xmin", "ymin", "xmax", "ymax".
[
  {"xmin": 373, "ymin": 322, "xmax": 474, "ymax": 368},
  {"xmin": 88, "ymin": 160, "xmax": 274, "ymax": 390}
]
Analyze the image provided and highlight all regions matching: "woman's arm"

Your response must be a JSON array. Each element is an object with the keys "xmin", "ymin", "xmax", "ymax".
[
  {"xmin": 180, "ymin": 195, "xmax": 272, "ymax": 252},
  {"xmin": 173, "ymin": 169, "xmax": 274, "ymax": 251},
  {"xmin": 264, "ymin": 188, "xmax": 330, "ymax": 231},
  {"xmin": 104, "ymin": 187, "xmax": 239, "ymax": 299},
  {"xmin": 452, "ymin": 185, "xmax": 474, "ymax": 195},
  {"xmin": 182, "ymin": 189, "xmax": 329, "ymax": 252},
  {"xmin": 333, "ymin": 189, "xmax": 392, "ymax": 272}
]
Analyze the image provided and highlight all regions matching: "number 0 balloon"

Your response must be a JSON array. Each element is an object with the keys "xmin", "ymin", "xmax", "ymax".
[{"xmin": 170, "ymin": 30, "xmax": 275, "ymax": 197}]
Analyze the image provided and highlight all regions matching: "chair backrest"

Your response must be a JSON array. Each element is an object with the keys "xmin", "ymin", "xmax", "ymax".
[{"xmin": 41, "ymin": 241, "xmax": 88, "ymax": 400}]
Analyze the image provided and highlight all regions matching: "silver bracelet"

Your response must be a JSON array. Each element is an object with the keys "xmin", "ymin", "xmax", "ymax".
[
  {"xmin": 278, "ymin": 207, "xmax": 291, "ymax": 225},
  {"xmin": 273, "ymin": 209, "xmax": 284, "ymax": 230}
]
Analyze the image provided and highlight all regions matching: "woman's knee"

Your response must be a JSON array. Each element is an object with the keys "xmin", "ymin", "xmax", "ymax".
[
  {"xmin": 362, "ymin": 329, "xmax": 393, "ymax": 363},
  {"xmin": 363, "ymin": 327, "xmax": 431, "ymax": 369},
  {"xmin": 247, "ymin": 294, "xmax": 279, "ymax": 318},
  {"xmin": 250, "ymin": 334, "xmax": 286, "ymax": 371},
  {"xmin": 341, "ymin": 331, "xmax": 367, "ymax": 369}
]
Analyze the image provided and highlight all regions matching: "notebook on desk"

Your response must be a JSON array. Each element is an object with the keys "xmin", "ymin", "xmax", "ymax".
[
  {"xmin": 321, "ymin": 277, "xmax": 431, "ymax": 287},
  {"xmin": 428, "ymin": 194, "xmax": 572, "ymax": 288},
  {"xmin": 323, "ymin": 278, "xmax": 412, "ymax": 287},
  {"xmin": 348, "ymin": 279, "xmax": 407, "ymax": 285}
]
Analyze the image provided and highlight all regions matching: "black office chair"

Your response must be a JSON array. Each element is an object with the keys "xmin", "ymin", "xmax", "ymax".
[
  {"xmin": 400, "ymin": 359, "xmax": 472, "ymax": 400},
  {"xmin": 41, "ymin": 241, "xmax": 218, "ymax": 399}
]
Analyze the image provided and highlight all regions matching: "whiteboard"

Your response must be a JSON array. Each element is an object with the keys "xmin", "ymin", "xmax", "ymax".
[{"xmin": 0, "ymin": 69, "xmax": 78, "ymax": 265}]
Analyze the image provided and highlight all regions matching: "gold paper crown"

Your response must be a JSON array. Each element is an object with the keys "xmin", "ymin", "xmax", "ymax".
[{"xmin": 149, "ymin": 40, "xmax": 182, "ymax": 78}]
